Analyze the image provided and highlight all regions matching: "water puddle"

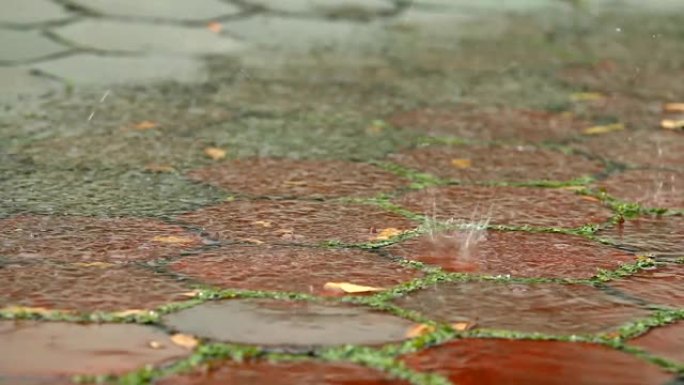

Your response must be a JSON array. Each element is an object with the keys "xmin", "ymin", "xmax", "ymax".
[
  {"xmin": 596, "ymin": 170, "xmax": 683, "ymax": 210},
  {"xmin": 394, "ymin": 186, "xmax": 613, "ymax": 228},
  {"xmin": 385, "ymin": 231, "xmax": 634, "ymax": 278},
  {"xmin": 187, "ymin": 158, "xmax": 410, "ymax": 198},
  {"xmin": 156, "ymin": 359, "xmax": 408, "ymax": 385},
  {"xmin": 0, "ymin": 321, "xmax": 188, "ymax": 379},
  {"xmin": 388, "ymin": 145, "xmax": 603, "ymax": 184},
  {"xmin": 161, "ymin": 299, "xmax": 414, "ymax": 347},
  {"xmin": 401, "ymin": 338, "xmax": 672, "ymax": 385},
  {"xmin": 393, "ymin": 281, "xmax": 649, "ymax": 335},
  {"xmin": 629, "ymin": 321, "xmax": 684, "ymax": 364},
  {"xmin": 176, "ymin": 200, "xmax": 418, "ymax": 245},
  {"xmin": 169, "ymin": 245, "xmax": 421, "ymax": 295},
  {"xmin": 608, "ymin": 264, "xmax": 684, "ymax": 307},
  {"xmin": 597, "ymin": 215, "xmax": 683, "ymax": 254}
]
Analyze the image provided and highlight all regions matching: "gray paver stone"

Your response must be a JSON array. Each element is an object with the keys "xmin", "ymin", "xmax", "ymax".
[
  {"xmin": 0, "ymin": 0, "xmax": 72, "ymax": 25},
  {"xmin": 0, "ymin": 30, "xmax": 68, "ymax": 63},
  {"xmin": 69, "ymin": 0, "xmax": 240, "ymax": 21},
  {"xmin": 0, "ymin": 67, "xmax": 60, "ymax": 104},
  {"xmin": 244, "ymin": 0, "xmax": 394, "ymax": 15}
]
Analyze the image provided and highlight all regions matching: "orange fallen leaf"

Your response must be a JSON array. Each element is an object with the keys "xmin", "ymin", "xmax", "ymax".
[
  {"xmin": 207, "ymin": 21, "xmax": 222, "ymax": 33},
  {"xmin": 582, "ymin": 123, "xmax": 624, "ymax": 135},
  {"xmin": 144, "ymin": 164, "xmax": 176, "ymax": 173},
  {"xmin": 373, "ymin": 227, "xmax": 403, "ymax": 241},
  {"xmin": 570, "ymin": 92, "xmax": 605, "ymax": 102},
  {"xmin": 405, "ymin": 322, "xmax": 475, "ymax": 338},
  {"xmin": 663, "ymin": 102, "xmax": 684, "ymax": 113},
  {"xmin": 323, "ymin": 282, "xmax": 385, "ymax": 294},
  {"xmin": 451, "ymin": 321, "xmax": 474, "ymax": 331},
  {"xmin": 171, "ymin": 333, "xmax": 199, "ymax": 349},
  {"xmin": 72, "ymin": 261, "xmax": 115, "ymax": 268},
  {"xmin": 151, "ymin": 235, "xmax": 196, "ymax": 245},
  {"xmin": 132, "ymin": 120, "xmax": 158, "ymax": 130},
  {"xmin": 252, "ymin": 220, "xmax": 272, "ymax": 228},
  {"xmin": 180, "ymin": 290, "xmax": 202, "ymax": 298},
  {"xmin": 451, "ymin": 158, "xmax": 472, "ymax": 169},
  {"xmin": 660, "ymin": 119, "xmax": 684, "ymax": 130},
  {"xmin": 204, "ymin": 147, "xmax": 227, "ymax": 160}
]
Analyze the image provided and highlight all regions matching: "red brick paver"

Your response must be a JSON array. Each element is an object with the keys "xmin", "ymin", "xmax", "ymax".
[
  {"xmin": 609, "ymin": 264, "xmax": 684, "ymax": 307},
  {"xmin": 630, "ymin": 321, "xmax": 684, "ymax": 364},
  {"xmin": 597, "ymin": 215, "xmax": 684, "ymax": 254},
  {"xmin": 595, "ymin": 170, "xmax": 684, "ymax": 210}
]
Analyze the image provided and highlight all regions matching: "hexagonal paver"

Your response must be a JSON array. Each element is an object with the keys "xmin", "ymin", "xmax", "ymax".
[
  {"xmin": 0, "ymin": 264, "xmax": 191, "ymax": 312},
  {"xmin": 401, "ymin": 339, "xmax": 673, "ymax": 385},
  {"xmin": 387, "ymin": 145, "xmax": 603, "ymax": 183},
  {"xmin": 0, "ymin": 215, "xmax": 202, "ymax": 263},
  {"xmin": 168, "ymin": 245, "xmax": 421, "ymax": 294},
  {"xmin": 384, "ymin": 231, "xmax": 635, "ymax": 278},
  {"xmin": 0, "ymin": 30, "xmax": 67, "ymax": 63},
  {"xmin": 157, "ymin": 359, "xmax": 409, "ymax": 385},
  {"xmin": 162, "ymin": 299, "xmax": 414, "ymax": 346},
  {"xmin": 574, "ymin": 130, "xmax": 684, "ymax": 169},
  {"xmin": 386, "ymin": 106, "xmax": 588, "ymax": 143},
  {"xmin": 70, "ymin": 0, "xmax": 239, "ymax": 21},
  {"xmin": 597, "ymin": 215, "xmax": 683, "ymax": 255},
  {"xmin": 0, "ymin": 321, "xmax": 188, "ymax": 380},
  {"xmin": 33, "ymin": 54, "xmax": 207, "ymax": 85},
  {"xmin": 0, "ymin": 0, "xmax": 72, "ymax": 25},
  {"xmin": 52, "ymin": 20, "xmax": 244, "ymax": 54},
  {"xmin": 243, "ymin": 0, "xmax": 394, "ymax": 16},
  {"xmin": 629, "ymin": 322, "xmax": 684, "ymax": 364},
  {"xmin": 0, "ymin": 67, "xmax": 61, "ymax": 103},
  {"xmin": 176, "ymin": 200, "xmax": 418, "ymax": 245},
  {"xmin": 393, "ymin": 186, "xmax": 613, "ymax": 228},
  {"xmin": 596, "ymin": 170, "xmax": 683, "ymax": 210},
  {"xmin": 609, "ymin": 264, "xmax": 684, "ymax": 307},
  {"xmin": 186, "ymin": 158, "xmax": 410, "ymax": 198},
  {"xmin": 393, "ymin": 282, "xmax": 649, "ymax": 335}
]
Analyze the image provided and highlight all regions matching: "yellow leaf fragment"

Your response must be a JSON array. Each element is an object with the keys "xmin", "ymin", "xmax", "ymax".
[
  {"xmin": 207, "ymin": 21, "xmax": 222, "ymax": 33},
  {"xmin": 570, "ymin": 92, "xmax": 605, "ymax": 102},
  {"xmin": 151, "ymin": 235, "xmax": 196, "ymax": 245},
  {"xmin": 1, "ymin": 306, "xmax": 54, "ymax": 315},
  {"xmin": 144, "ymin": 164, "xmax": 176, "ymax": 173},
  {"xmin": 114, "ymin": 309, "xmax": 148, "ymax": 317},
  {"xmin": 171, "ymin": 333, "xmax": 199, "ymax": 349},
  {"xmin": 660, "ymin": 119, "xmax": 684, "ymax": 130},
  {"xmin": 72, "ymin": 261, "xmax": 115, "ymax": 268},
  {"xmin": 450, "ymin": 158, "xmax": 472, "ymax": 169},
  {"xmin": 451, "ymin": 321, "xmax": 474, "ymax": 331},
  {"xmin": 241, "ymin": 238, "xmax": 265, "ymax": 244},
  {"xmin": 582, "ymin": 123, "xmax": 624, "ymax": 135},
  {"xmin": 149, "ymin": 340, "xmax": 165, "ymax": 349},
  {"xmin": 204, "ymin": 147, "xmax": 227, "ymax": 160},
  {"xmin": 405, "ymin": 322, "xmax": 475, "ymax": 338},
  {"xmin": 663, "ymin": 102, "xmax": 684, "ymax": 113},
  {"xmin": 323, "ymin": 282, "xmax": 385, "ymax": 294},
  {"xmin": 252, "ymin": 220, "xmax": 272, "ymax": 228},
  {"xmin": 132, "ymin": 120, "xmax": 158, "ymax": 130},
  {"xmin": 180, "ymin": 290, "xmax": 202, "ymax": 298},
  {"xmin": 373, "ymin": 227, "xmax": 403, "ymax": 241}
]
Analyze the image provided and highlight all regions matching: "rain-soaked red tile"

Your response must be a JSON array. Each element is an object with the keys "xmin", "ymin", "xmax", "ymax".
[
  {"xmin": 176, "ymin": 200, "xmax": 418, "ymax": 245},
  {"xmin": 630, "ymin": 322, "xmax": 684, "ymax": 364},
  {"xmin": 0, "ymin": 215, "xmax": 202, "ymax": 263},
  {"xmin": 156, "ymin": 359, "xmax": 409, "ymax": 385},
  {"xmin": 387, "ymin": 106, "xmax": 587, "ymax": 143},
  {"xmin": 187, "ymin": 158, "xmax": 410, "ymax": 198},
  {"xmin": 597, "ymin": 215, "xmax": 683, "ymax": 254},
  {"xmin": 609, "ymin": 264, "xmax": 684, "ymax": 307},
  {"xmin": 388, "ymin": 145, "xmax": 603, "ymax": 183},
  {"xmin": 402, "ymin": 338, "xmax": 672, "ymax": 385},
  {"xmin": 393, "ymin": 282, "xmax": 648, "ymax": 335},
  {"xmin": 168, "ymin": 245, "xmax": 420, "ymax": 295},
  {"xmin": 385, "ymin": 231, "xmax": 634, "ymax": 278},
  {"xmin": 575, "ymin": 130, "xmax": 684, "ymax": 169},
  {"xmin": 0, "ymin": 321, "xmax": 188, "ymax": 381},
  {"xmin": 596, "ymin": 170, "xmax": 684, "ymax": 210},
  {"xmin": 0, "ymin": 264, "xmax": 190, "ymax": 312},
  {"xmin": 569, "ymin": 94, "xmax": 662, "ymax": 131},
  {"xmin": 162, "ymin": 299, "xmax": 414, "ymax": 347},
  {"xmin": 394, "ymin": 186, "xmax": 613, "ymax": 228}
]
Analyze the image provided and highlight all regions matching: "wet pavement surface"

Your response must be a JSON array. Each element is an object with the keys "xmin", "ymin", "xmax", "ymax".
[{"xmin": 1, "ymin": 1, "xmax": 684, "ymax": 384}]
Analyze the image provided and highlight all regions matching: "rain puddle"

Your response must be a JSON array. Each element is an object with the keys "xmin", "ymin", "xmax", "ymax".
[
  {"xmin": 385, "ymin": 230, "xmax": 634, "ymax": 278},
  {"xmin": 608, "ymin": 264, "xmax": 684, "ymax": 307},
  {"xmin": 401, "ymin": 338, "xmax": 672, "ymax": 385},
  {"xmin": 162, "ymin": 299, "xmax": 414, "ymax": 347},
  {"xmin": 393, "ymin": 281, "xmax": 649, "ymax": 335},
  {"xmin": 629, "ymin": 321, "xmax": 684, "ymax": 364}
]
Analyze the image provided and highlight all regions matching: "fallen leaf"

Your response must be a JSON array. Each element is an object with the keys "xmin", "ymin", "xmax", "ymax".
[
  {"xmin": 72, "ymin": 261, "xmax": 115, "ymax": 268},
  {"xmin": 207, "ymin": 21, "xmax": 222, "ymax": 33},
  {"xmin": 1, "ymin": 306, "xmax": 54, "ymax": 315},
  {"xmin": 373, "ymin": 227, "xmax": 403, "ymax": 241},
  {"xmin": 241, "ymin": 238, "xmax": 265, "ymax": 244},
  {"xmin": 252, "ymin": 220, "xmax": 272, "ymax": 228},
  {"xmin": 323, "ymin": 282, "xmax": 385, "ymax": 294},
  {"xmin": 149, "ymin": 340, "xmax": 165, "ymax": 349},
  {"xmin": 451, "ymin": 158, "xmax": 472, "ymax": 169},
  {"xmin": 132, "ymin": 120, "xmax": 158, "ymax": 130},
  {"xmin": 660, "ymin": 119, "xmax": 684, "ymax": 130},
  {"xmin": 405, "ymin": 322, "xmax": 475, "ymax": 338},
  {"xmin": 144, "ymin": 164, "xmax": 176, "ymax": 173},
  {"xmin": 663, "ymin": 102, "xmax": 684, "ymax": 113},
  {"xmin": 570, "ymin": 92, "xmax": 605, "ymax": 102},
  {"xmin": 113, "ymin": 309, "xmax": 147, "ymax": 317},
  {"xmin": 151, "ymin": 235, "xmax": 196, "ymax": 245},
  {"xmin": 581, "ymin": 196, "xmax": 601, "ymax": 203},
  {"xmin": 204, "ymin": 147, "xmax": 227, "ymax": 160},
  {"xmin": 180, "ymin": 290, "xmax": 202, "ymax": 298},
  {"xmin": 171, "ymin": 333, "xmax": 199, "ymax": 349},
  {"xmin": 451, "ymin": 321, "xmax": 475, "ymax": 331},
  {"xmin": 582, "ymin": 123, "xmax": 624, "ymax": 135}
]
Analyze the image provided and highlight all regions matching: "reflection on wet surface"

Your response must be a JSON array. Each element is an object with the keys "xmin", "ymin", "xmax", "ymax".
[
  {"xmin": 597, "ymin": 215, "xmax": 684, "ymax": 254},
  {"xmin": 609, "ymin": 264, "xmax": 684, "ymax": 308}
]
